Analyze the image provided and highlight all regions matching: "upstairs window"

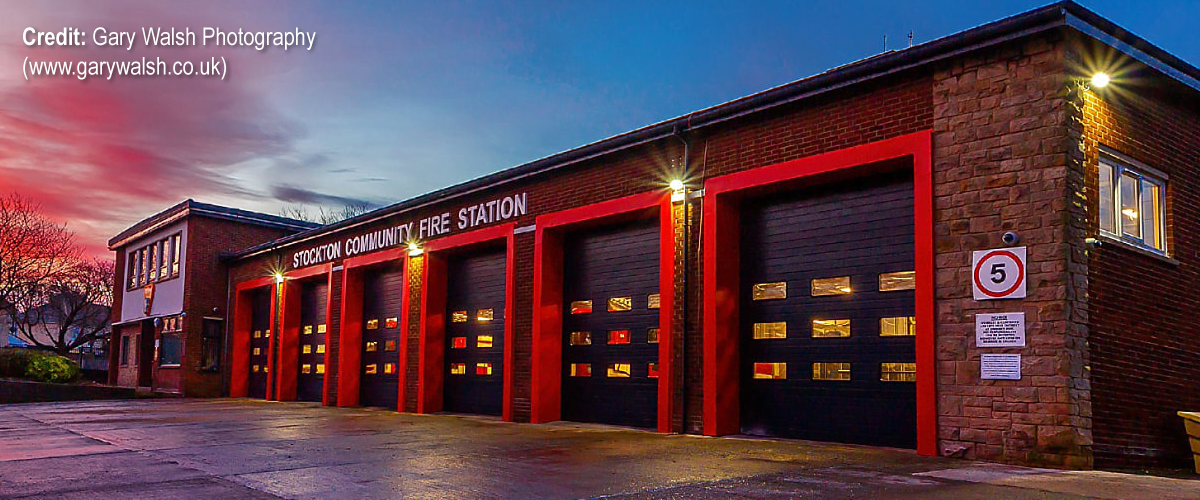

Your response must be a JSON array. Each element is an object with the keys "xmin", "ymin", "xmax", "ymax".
[{"xmin": 1098, "ymin": 151, "xmax": 1166, "ymax": 254}]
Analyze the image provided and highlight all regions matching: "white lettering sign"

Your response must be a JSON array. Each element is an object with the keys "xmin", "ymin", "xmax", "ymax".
[
  {"xmin": 290, "ymin": 192, "xmax": 527, "ymax": 269},
  {"xmin": 975, "ymin": 312, "xmax": 1026, "ymax": 347},
  {"xmin": 980, "ymin": 354, "xmax": 1022, "ymax": 380}
]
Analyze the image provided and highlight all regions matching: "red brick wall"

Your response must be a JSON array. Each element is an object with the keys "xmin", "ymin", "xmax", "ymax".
[
  {"xmin": 931, "ymin": 32, "xmax": 1092, "ymax": 468},
  {"xmin": 182, "ymin": 216, "xmax": 300, "ymax": 397},
  {"xmin": 108, "ymin": 249, "xmax": 127, "ymax": 385},
  {"xmin": 1075, "ymin": 38, "xmax": 1200, "ymax": 468}
]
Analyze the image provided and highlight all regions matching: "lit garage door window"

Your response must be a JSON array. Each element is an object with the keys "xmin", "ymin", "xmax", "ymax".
[
  {"xmin": 752, "ymin": 281, "xmax": 787, "ymax": 300},
  {"xmin": 880, "ymin": 362, "xmax": 916, "ymax": 382},
  {"xmin": 570, "ymin": 300, "xmax": 593, "ymax": 314},
  {"xmin": 753, "ymin": 362, "xmax": 786, "ymax": 380},
  {"xmin": 878, "ymin": 271, "xmax": 915, "ymax": 291},
  {"xmin": 608, "ymin": 330, "xmax": 631, "ymax": 344},
  {"xmin": 476, "ymin": 363, "xmax": 493, "ymax": 375},
  {"xmin": 450, "ymin": 363, "xmax": 467, "ymax": 375},
  {"xmin": 477, "ymin": 335, "xmax": 494, "ymax": 348},
  {"xmin": 477, "ymin": 309, "xmax": 494, "ymax": 322},
  {"xmin": 880, "ymin": 317, "xmax": 916, "ymax": 336},
  {"xmin": 812, "ymin": 362, "xmax": 851, "ymax": 381},
  {"xmin": 606, "ymin": 363, "xmax": 631, "ymax": 378},
  {"xmin": 811, "ymin": 277, "xmax": 852, "ymax": 296},
  {"xmin": 452, "ymin": 311, "xmax": 468, "ymax": 323},
  {"xmin": 647, "ymin": 293, "xmax": 661, "ymax": 309},
  {"xmin": 569, "ymin": 363, "xmax": 592, "ymax": 377},
  {"xmin": 570, "ymin": 331, "xmax": 592, "ymax": 346},
  {"xmin": 812, "ymin": 319, "xmax": 850, "ymax": 338},
  {"xmin": 608, "ymin": 296, "xmax": 632, "ymax": 312},
  {"xmin": 753, "ymin": 322, "xmax": 787, "ymax": 339}
]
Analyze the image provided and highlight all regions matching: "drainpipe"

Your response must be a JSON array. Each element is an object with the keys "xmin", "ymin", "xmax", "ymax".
[{"xmin": 673, "ymin": 125, "xmax": 690, "ymax": 433}]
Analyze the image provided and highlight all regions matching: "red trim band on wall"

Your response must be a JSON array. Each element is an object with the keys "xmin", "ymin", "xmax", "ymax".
[
  {"xmin": 417, "ymin": 223, "xmax": 516, "ymax": 418},
  {"xmin": 530, "ymin": 191, "xmax": 675, "ymax": 431},
  {"xmin": 701, "ymin": 130, "xmax": 937, "ymax": 456}
]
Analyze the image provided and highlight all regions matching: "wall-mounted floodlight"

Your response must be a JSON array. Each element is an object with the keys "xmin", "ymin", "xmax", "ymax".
[
  {"xmin": 1091, "ymin": 72, "xmax": 1110, "ymax": 88},
  {"xmin": 407, "ymin": 242, "xmax": 424, "ymax": 257}
]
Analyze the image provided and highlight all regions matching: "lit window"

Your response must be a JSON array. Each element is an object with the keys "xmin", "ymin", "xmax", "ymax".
[
  {"xmin": 606, "ymin": 363, "xmax": 631, "ymax": 377},
  {"xmin": 476, "ymin": 362, "xmax": 493, "ymax": 375},
  {"xmin": 569, "ymin": 331, "xmax": 591, "ymax": 346},
  {"xmin": 878, "ymin": 271, "xmax": 915, "ymax": 292},
  {"xmin": 881, "ymin": 362, "xmax": 916, "ymax": 382},
  {"xmin": 648, "ymin": 363, "xmax": 659, "ymax": 378},
  {"xmin": 752, "ymin": 362, "xmax": 786, "ymax": 380},
  {"xmin": 253, "ymin": 330, "xmax": 262, "ymax": 339},
  {"xmin": 158, "ymin": 239, "xmax": 169, "ymax": 279},
  {"xmin": 647, "ymin": 293, "xmax": 660, "ymax": 309},
  {"xmin": 812, "ymin": 319, "xmax": 850, "ymax": 338},
  {"xmin": 569, "ymin": 363, "xmax": 591, "ymax": 377},
  {"xmin": 253, "ymin": 347, "xmax": 261, "ymax": 356},
  {"xmin": 252, "ymin": 364, "xmax": 260, "ymax": 373},
  {"xmin": 302, "ymin": 345, "xmax": 312, "ymax": 354},
  {"xmin": 317, "ymin": 324, "xmax": 327, "ymax": 334},
  {"xmin": 451, "ymin": 311, "xmax": 468, "ymax": 323},
  {"xmin": 301, "ymin": 364, "xmax": 312, "ymax": 374},
  {"xmin": 366, "ymin": 319, "xmax": 379, "ymax": 330},
  {"xmin": 608, "ymin": 330, "xmax": 631, "ymax": 344},
  {"xmin": 452, "ymin": 337, "xmax": 467, "ymax": 348},
  {"xmin": 753, "ymin": 322, "xmax": 787, "ymax": 339},
  {"xmin": 1099, "ymin": 153, "xmax": 1166, "ymax": 253},
  {"xmin": 608, "ymin": 297, "xmax": 632, "ymax": 312},
  {"xmin": 477, "ymin": 309, "xmax": 494, "ymax": 322},
  {"xmin": 262, "ymin": 365, "xmax": 268, "ymax": 373},
  {"xmin": 647, "ymin": 328, "xmax": 659, "ymax": 344},
  {"xmin": 365, "ymin": 341, "xmax": 378, "ymax": 352},
  {"xmin": 384, "ymin": 340, "xmax": 396, "ymax": 351},
  {"xmin": 316, "ymin": 344, "xmax": 326, "ymax": 354},
  {"xmin": 477, "ymin": 335, "xmax": 494, "ymax": 348},
  {"xmin": 384, "ymin": 363, "xmax": 396, "ymax": 374},
  {"xmin": 813, "ymin": 362, "xmax": 851, "ymax": 381},
  {"xmin": 171, "ymin": 234, "xmax": 181, "ymax": 277},
  {"xmin": 570, "ymin": 300, "xmax": 593, "ymax": 314},
  {"xmin": 812, "ymin": 276, "xmax": 852, "ymax": 296},
  {"xmin": 303, "ymin": 325, "xmax": 313, "ymax": 335},
  {"xmin": 364, "ymin": 364, "xmax": 378, "ymax": 374},
  {"xmin": 385, "ymin": 317, "xmax": 398, "ymax": 329},
  {"xmin": 752, "ymin": 282, "xmax": 787, "ymax": 300},
  {"xmin": 264, "ymin": 329, "xmax": 271, "ymax": 337},
  {"xmin": 450, "ymin": 363, "xmax": 466, "ymax": 375},
  {"xmin": 315, "ymin": 364, "xmax": 325, "ymax": 374},
  {"xmin": 880, "ymin": 317, "xmax": 916, "ymax": 336}
]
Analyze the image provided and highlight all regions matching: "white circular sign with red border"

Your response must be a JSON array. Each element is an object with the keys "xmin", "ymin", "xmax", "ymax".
[{"xmin": 972, "ymin": 247, "xmax": 1027, "ymax": 300}]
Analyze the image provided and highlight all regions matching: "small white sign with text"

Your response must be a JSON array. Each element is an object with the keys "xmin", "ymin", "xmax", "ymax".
[
  {"xmin": 980, "ymin": 354, "xmax": 1022, "ymax": 380},
  {"xmin": 975, "ymin": 312, "xmax": 1026, "ymax": 348}
]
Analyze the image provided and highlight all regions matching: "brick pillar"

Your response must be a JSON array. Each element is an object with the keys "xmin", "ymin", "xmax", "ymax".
[
  {"xmin": 932, "ymin": 32, "xmax": 1092, "ymax": 468},
  {"xmin": 403, "ymin": 254, "xmax": 424, "ymax": 412}
]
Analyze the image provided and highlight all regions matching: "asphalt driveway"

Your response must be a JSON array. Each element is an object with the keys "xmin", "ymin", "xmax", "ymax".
[{"xmin": 0, "ymin": 399, "xmax": 1195, "ymax": 499}]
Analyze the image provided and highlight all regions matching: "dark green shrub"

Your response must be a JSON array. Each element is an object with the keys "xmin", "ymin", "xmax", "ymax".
[
  {"xmin": 24, "ymin": 353, "xmax": 81, "ymax": 383},
  {"xmin": 0, "ymin": 348, "xmax": 34, "ymax": 378}
]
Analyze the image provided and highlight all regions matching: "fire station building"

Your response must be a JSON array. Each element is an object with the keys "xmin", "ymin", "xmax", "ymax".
[{"xmin": 108, "ymin": 2, "xmax": 1200, "ymax": 470}]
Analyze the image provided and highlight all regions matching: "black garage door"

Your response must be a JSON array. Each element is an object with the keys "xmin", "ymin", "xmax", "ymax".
[
  {"xmin": 297, "ymin": 280, "xmax": 328, "ymax": 402},
  {"xmin": 740, "ymin": 171, "xmax": 916, "ymax": 448},
  {"xmin": 248, "ymin": 287, "xmax": 272, "ymax": 399},
  {"xmin": 561, "ymin": 220, "xmax": 659, "ymax": 428},
  {"xmin": 359, "ymin": 263, "xmax": 404, "ymax": 409},
  {"xmin": 444, "ymin": 248, "xmax": 506, "ymax": 415}
]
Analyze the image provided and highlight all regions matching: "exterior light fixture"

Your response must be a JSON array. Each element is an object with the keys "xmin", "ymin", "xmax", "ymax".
[
  {"xmin": 407, "ymin": 242, "xmax": 424, "ymax": 257},
  {"xmin": 669, "ymin": 179, "xmax": 685, "ymax": 191},
  {"xmin": 273, "ymin": 272, "xmax": 285, "ymax": 284},
  {"xmin": 1091, "ymin": 72, "xmax": 1110, "ymax": 88}
]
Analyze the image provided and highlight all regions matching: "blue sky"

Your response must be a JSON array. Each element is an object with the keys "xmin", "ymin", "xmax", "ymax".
[{"xmin": 1, "ymin": 0, "xmax": 1196, "ymax": 255}]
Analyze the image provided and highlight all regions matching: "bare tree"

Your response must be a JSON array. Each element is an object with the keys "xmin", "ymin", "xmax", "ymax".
[
  {"xmin": 279, "ymin": 202, "xmax": 372, "ymax": 225},
  {"xmin": 0, "ymin": 194, "xmax": 79, "ymax": 313},
  {"xmin": 10, "ymin": 259, "xmax": 114, "ymax": 355}
]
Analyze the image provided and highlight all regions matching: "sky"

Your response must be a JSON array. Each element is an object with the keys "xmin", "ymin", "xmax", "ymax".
[{"xmin": 0, "ymin": 0, "xmax": 1196, "ymax": 258}]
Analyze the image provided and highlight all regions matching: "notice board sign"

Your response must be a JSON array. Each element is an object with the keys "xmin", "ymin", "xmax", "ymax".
[
  {"xmin": 972, "ymin": 247, "xmax": 1027, "ymax": 300},
  {"xmin": 976, "ymin": 312, "xmax": 1026, "ymax": 347},
  {"xmin": 980, "ymin": 354, "xmax": 1022, "ymax": 380}
]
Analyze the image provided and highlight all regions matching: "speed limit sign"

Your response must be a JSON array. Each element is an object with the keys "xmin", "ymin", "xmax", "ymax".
[{"xmin": 972, "ymin": 247, "xmax": 1027, "ymax": 300}]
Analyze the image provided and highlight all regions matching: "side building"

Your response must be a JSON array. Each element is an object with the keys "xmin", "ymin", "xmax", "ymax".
[{"xmin": 106, "ymin": 200, "xmax": 317, "ymax": 395}]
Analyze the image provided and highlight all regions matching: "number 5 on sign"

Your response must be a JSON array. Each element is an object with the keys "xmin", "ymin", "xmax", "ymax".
[{"xmin": 971, "ymin": 247, "xmax": 1027, "ymax": 300}]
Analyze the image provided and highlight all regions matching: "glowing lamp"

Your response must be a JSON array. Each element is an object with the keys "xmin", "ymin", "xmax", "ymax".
[
  {"xmin": 407, "ymin": 242, "xmax": 424, "ymax": 257},
  {"xmin": 1091, "ymin": 72, "xmax": 1110, "ymax": 88},
  {"xmin": 669, "ymin": 179, "xmax": 685, "ymax": 191},
  {"xmin": 273, "ymin": 272, "xmax": 285, "ymax": 284}
]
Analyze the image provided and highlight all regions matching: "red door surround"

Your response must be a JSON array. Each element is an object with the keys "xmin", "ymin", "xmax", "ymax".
[
  {"xmin": 273, "ymin": 263, "xmax": 332, "ymax": 403},
  {"xmin": 530, "ymin": 191, "xmax": 677, "ymax": 433},
  {"xmin": 701, "ymin": 129, "xmax": 936, "ymax": 455},
  {"xmin": 337, "ymin": 248, "xmax": 409, "ymax": 409},
  {"xmin": 417, "ymin": 223, "xmax": 517, "ymax": 420},
  {"xmin": 230, "ymin": 275, "xmax": 278, "ymax": 399}
]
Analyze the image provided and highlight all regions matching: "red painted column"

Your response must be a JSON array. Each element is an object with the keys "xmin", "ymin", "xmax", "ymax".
[
  {"xmin": 275, "ymin": 280, "xmax": 302, "ymax": 401},
  {"xmin": 229, "ymin": 287, "xmax": 254, "ymax": 398},
  {"xmin": 265, "ymin": 281, "xmax": 280, "ymax": 401},
  {"xmin": 322, "ymin": 269, "xmax": 336, "ymax": 406},
  {"xmin": 530, "ymin": 227, "xmax": 564, "ymax": 423},
  {"xmin": 501, "ymin": 231, "xmax": 516, "ymax": 422},
  {"xmin": 913, "ymin": 130, "xmax": 938, "ymax": 456},
  {"xmin": 337, "ymin": 267, "xmax": 365, "ymax": 407},
  {"xmin": 657, "ymin": 197, "xmax": 676, "ymax": 433},
  {"xmin": 417, "ymin": 252, "xmax": 447, "ymax": 413},
  {"xmin": 398, "ymin": 254, "xmax": 413, "ymax": 412},
  {"xmin": 702, "ymin": 192, "xmax": 741, "ymax": 436}
]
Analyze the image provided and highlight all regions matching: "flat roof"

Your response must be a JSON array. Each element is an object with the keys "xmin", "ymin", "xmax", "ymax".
[
  {"xmin": 108, "ymin": 199, "xmax": 319, "ymax": 250},
  {"xmin": 231, "ymin": 1, "xmax": 1200, "ymax": 261}
]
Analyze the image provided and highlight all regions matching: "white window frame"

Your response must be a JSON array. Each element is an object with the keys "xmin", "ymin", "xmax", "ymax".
[{"xmin": 1098, "ymin": 147, "xmax": 1167, "ymax": 255}]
